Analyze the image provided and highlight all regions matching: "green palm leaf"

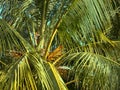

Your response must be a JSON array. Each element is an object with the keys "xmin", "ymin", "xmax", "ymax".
[
  {"xmin": 61, "ymin": 52, "xmax": 120, "ymax": 90},
  {"xmin": 0, "ymin": 0, "xmax": 120, "ymax": 90}
]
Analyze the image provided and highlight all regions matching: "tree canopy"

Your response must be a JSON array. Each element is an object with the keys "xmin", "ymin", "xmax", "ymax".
[{"xmin": 0, "ymin": 0, "xmax": 120, "ymax": 90}]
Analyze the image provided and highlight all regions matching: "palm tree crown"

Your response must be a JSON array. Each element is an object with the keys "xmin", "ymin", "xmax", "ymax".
[{"xmin": 0, "ymin": 0, "xmax": 120, "ymax": 90}]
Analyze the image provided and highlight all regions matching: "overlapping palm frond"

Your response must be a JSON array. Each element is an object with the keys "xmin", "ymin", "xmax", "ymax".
[
  {"xmin": 0, "ymin": 0, "xmax": 70, "ymax": 90},
  {"xmin": 54, "ymin": 0, "xmax": 120, "ymax": 89},
  {"xmin": 57, "ymin": 0, "xmax": 115, "ymax": 48},
  {"xmin": 61, "ymin": 52, "xmax": 120, "ymax": 90},
  {"xmin": 0, "ymin": 0, "xmax": 120, "ymax": 90}
]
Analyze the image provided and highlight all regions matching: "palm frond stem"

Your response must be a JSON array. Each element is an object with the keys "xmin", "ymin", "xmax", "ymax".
[
  {"xmin": 66, "ymin": 79, "xmax": 77, "ymax": 85},
  {"xmin": 44, "ymin": 28, "xmax": 58, "ymax": 60},
  {"xmin": 0, "ymin": 60, "xmax": 7, "ymax": 66},
  {"xmin": 37, "ymin": 0, "xmax": 47, "ymax": 50},
  {"xmin": 44, "ymin": 0, "xmax": 75, "ymax": 60}
]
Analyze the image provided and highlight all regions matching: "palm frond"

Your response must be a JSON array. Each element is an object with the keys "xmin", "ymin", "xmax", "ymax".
[
  {"xmin": 0, "ymin": 52, "xmax": 68, "ymax": 90},
  {"xmin": 61, "ymin": 52, "xmax": 120, "ymax": 90},
  {"xmin": 57, "ymin": 0, "xmax": 116, "ymax": 49},
  {"xmin": 0, "ymin": 0, "xmax": 120, "ymax": 90}
]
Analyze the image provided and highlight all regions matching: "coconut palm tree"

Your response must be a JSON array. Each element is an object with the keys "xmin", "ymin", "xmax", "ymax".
[{"xmin": 0, "ymin": 0, "xmax": 120, "ymax": 90}]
